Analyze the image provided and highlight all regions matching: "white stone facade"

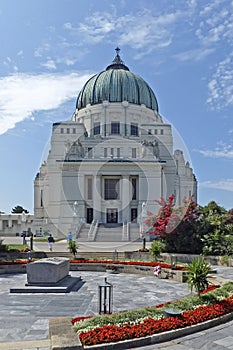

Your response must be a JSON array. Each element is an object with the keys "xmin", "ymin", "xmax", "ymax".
[
  {"xmin": 0, "ymin": 213, "xmax": 34, "ymax": 236},
  {"xmin": 33, "ymin": 100, "xmax": 197, "ymax": 238}
]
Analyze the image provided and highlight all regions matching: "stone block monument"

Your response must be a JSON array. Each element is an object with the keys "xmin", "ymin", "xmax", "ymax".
[
  {"xmin": 26, "ymin": 257, "xmax": 70, "ymax": 285},
  {"xmin": 10, "ymin": 257, "xmax": 81, "ymax": 293}
]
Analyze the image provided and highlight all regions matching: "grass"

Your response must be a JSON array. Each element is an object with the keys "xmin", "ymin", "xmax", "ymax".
[{"xmin": 6, "ymin": 244, "xmax": 29, "ymax": 251}]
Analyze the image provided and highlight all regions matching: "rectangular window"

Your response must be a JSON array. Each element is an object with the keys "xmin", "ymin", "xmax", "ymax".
[
  {"xmin": 111, "ymin": 122, "xmax": 120, "ymax": 134},
  {"xmin": 104, "ymin": 179, "xmax": 120, "ymax": 200},
  {"xmin": 73, "ymin": 128, "xmax": 76, "ymax": 134},
  {"xmin": 40, "ymin": 190, "xmax": 43, "ymax": 207},
  {"xmin": 87, "ymin": 147, "xmax": 93, "ymax": 158},
  {"xmin": 87, "ymin": 178, "xmax": 93, "ymax": 200},
  {"xmin": 61, "ymin": 128, "xmax": 64, "ymax": 134},
  {"xmin": 93, "ymin": 122, "xmax": 100, "ymax": 135},
  {"xmin": 132, "ymin": 148, "xmax": 137, "ymax": 158},
  {"xmin": 148, "ymin": 129, "xmax": 152, "ymax": 135},
  {"xmin": 67, "ymin": 128, "xmax": 70, "ymax": 134},
  {"xmin": 131, "ymin": 123, "xmax": 138, "ymax": 136},
  {"xmin": 111, "ymin": 148, "xmax": 114, "ymax": 157},
  {"xmin": 117, "ymin": 148, "xmax": 120, "ymax": 157},
  {"xmin": 132, "ymin": 178, "xmax": 137, "ymax": 200},
  {"xmin": 154, "ymin": 129, "xmax": 157, "ymax": 135},
  {"xmin": 160, "ymin": 129, "xmax": 164, "ymax": 135},
  {"xmin": 104, "ymin": 148, "xmax": 108, "ymax": 158}
]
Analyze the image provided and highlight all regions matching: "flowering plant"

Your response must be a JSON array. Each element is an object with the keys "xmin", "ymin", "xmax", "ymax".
[
  {"xmin": 70, "ymin": 258, "xmax": 187, "ymax": 270},
  {"xmin": 0, "ymin": 259, "xmax": 32, "ymax": 265},
  {"xmin": 76, "ymin": 296, "xmax": 233, "ymax": 346},
  {"xmin": 72, "ymin": 283, "xmax": 232, "ymax": 347}
]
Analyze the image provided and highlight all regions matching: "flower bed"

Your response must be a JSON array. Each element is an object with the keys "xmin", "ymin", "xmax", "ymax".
[
  {"xmin": 74, "ymin": 297, "xmax": 233, "ymax": 346},
  {"xmin": 0, "ymin": 259, "xmax": 32, "ymax": 265},
  {"xmin": 72, "ymin": 284, "xmax": 233, "ymax": 347},
  {"xmin": 70, "ymin": 258, "xmax": 186, "ymax": 271}
]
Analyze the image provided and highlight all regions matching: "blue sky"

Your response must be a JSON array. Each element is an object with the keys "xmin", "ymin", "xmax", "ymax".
[{"xmin": 0, "ymin": 0, "xmax": 232, "ymax": 213}]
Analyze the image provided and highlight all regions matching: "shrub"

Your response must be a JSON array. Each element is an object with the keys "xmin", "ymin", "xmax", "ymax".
[
  {"xmin": 68, "ymin": 240, "xmax": 78, "ymax": 258},
  {"xmin": 149, "ymin": 239, "xmax": 165, "ymax": 259},
  {"xmin": 186, "ymin": 258, "xmax": 212, "ymax": 296}
]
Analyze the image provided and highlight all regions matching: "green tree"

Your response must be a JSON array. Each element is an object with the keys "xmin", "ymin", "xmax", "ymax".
[
  {"xmin": 198, "ymin": 201, "xmax": 232, "ymax": 256},
  {"xmin": 11, "ymin": 205, "xmax": 29, "ymax": 214},
  {"xmin": 186, "ymin": 258, "xmax": 211, "ymax": 296}
]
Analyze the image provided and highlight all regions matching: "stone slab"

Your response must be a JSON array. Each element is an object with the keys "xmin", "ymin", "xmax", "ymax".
[
  {"xmin": 49, "ymin": 317, "xmax": 82, "ymax": 350},
  {"xmin": 26, "ymin": 257, "xmax": 70, "ymax": 285},
  {"xmin": 10, "ymin": 275, "xmax": 81, "ymax": 293}
]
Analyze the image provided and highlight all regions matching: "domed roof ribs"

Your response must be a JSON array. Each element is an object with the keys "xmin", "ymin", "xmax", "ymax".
[
  {"xmin": 106, "ymin": 47, "xmax": 129, "ymax": 71},
  {"xmin": 76, "ymin": 48, "xmax": 158, "ymax": 111}
]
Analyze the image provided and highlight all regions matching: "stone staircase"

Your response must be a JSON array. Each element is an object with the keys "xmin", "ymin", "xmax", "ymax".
[
  {"xmin": 76, "ymin": 224, "xmax": 91, "ymax": 241},
  {"xmin": 75, "ymin": 222, "xmax": 140, "ymax": 242},
  {"xmin": 94, "ymin": 224, "xmax": 126, "ymax": 242}
]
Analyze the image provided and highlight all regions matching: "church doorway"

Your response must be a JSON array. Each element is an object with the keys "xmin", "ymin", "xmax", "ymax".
[
  {"xmin": 86, "ymin": 208, "xmax": 93, "ymax": 224},
  {"xmin": 106, "ymin": 208, "xmax": 118, "ymax": 223}
]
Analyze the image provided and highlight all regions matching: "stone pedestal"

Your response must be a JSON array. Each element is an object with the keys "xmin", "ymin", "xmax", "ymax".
[{"xmin": 26, "ymin": 257, "xmax": 70, "ymax": 285}]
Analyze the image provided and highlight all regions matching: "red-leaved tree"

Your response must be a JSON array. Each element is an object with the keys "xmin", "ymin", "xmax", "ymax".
[{"xmin": 144, "ymin": 195, "xmax": 199, "ymax": 239}]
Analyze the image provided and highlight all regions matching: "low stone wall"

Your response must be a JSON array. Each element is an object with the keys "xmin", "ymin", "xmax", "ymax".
[
  {"xmin": 70, "ymin": 263, "xmax": 188, "ymax": 283},
  {"xmin": 0, "ymin": 262, "xmax": 187, "ymax": 283},
  {"xmin": 0, "ymin": 264, "xmax": 26, "ymax": 274},
  {"xmin": 0, "ymin": 251, "xmax": 47, "ymax": 260},
  {"xmin": 0, "ymin": 250, "xmax": 232, "ymax": 266},
  {"xmin": 161, "ymin": 253, "xmax": 233, "ymax": 267}
]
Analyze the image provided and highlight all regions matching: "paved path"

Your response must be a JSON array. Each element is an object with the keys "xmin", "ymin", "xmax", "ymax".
[
  {"xmin": 0, "ymin": 271, "xmax": 190, "ymax": 349},
  {"xmin": 2, "ymin": 236, "xmax": 149, "ymax": 253}
]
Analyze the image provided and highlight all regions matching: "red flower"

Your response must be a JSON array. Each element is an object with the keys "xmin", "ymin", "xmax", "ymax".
[{"xmin": 77, "ymin": 296, "xmax": 233, "ymax": 346}]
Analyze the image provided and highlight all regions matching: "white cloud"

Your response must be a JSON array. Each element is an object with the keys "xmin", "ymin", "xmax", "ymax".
[
  {"xmin": 17, "ymin": 50, "xmax": 23, "ymax": 57},
  {"xmin": 197, "ymin": 1, "xmax": 233, "ymax": 45},
  {"xmin": 0, "ymin": 72, "xmax": 92, "ymax": 135},
  {"xmin": 41, "ymin": 59, "xmax": 57, "ymax": 70},
  {"xmin": 34, "ymin": 43, "xmax": 51, "ymax": 58},
  {"xmin": 197, "ymin": 144, "xmax": 233, "ymax": 159},
  {"xmin": 207, "ymin": 54, "xmax": 233, "ymax": 109},
  {"xmin": 174, "ymin": 47, "xmax": 215, "ymax": 62},
  {"xmin": 65, "ymin": 9, "xmax": 189, "ymax": 57},
  {"xmin": 199, "ymin": 179, "xmax": 233, "ymax": 192}
]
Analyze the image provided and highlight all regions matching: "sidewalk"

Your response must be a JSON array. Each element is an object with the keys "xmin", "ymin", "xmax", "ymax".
[{"xmin": 2, "ymin": 236, "xmax": 149, "ymax": 253}]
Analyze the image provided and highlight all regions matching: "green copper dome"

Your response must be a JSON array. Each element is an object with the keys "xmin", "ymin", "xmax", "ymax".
[{"xmin": 76, "ymin": 48, "xmax": 158, "ymax": 112}]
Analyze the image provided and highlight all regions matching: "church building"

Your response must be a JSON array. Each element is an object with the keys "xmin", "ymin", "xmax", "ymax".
[{"xmin": 33, "ymin": 49, "xmax": 197, "ymax": 240}]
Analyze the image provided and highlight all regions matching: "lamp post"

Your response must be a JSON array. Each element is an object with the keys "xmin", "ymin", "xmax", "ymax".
[
  {"xmin": 72, "ymin": 201, "xmax": 79, "ymax": 237},
  {"xmin": 140, "ymin": 202, "xmax": 146, "ymax": 239}
]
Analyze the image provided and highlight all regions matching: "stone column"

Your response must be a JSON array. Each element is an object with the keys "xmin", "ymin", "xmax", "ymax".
[
  {"xmin": 122, "ymin": 175, "xmax": 130, "ymax": 223},
  {"xmin": 78, "ymin": 174, "xmax": 85, "ymax": 220},
  {"xmin": 93, "ymin": 175, "xmax": 101, "ymax": 221}
]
